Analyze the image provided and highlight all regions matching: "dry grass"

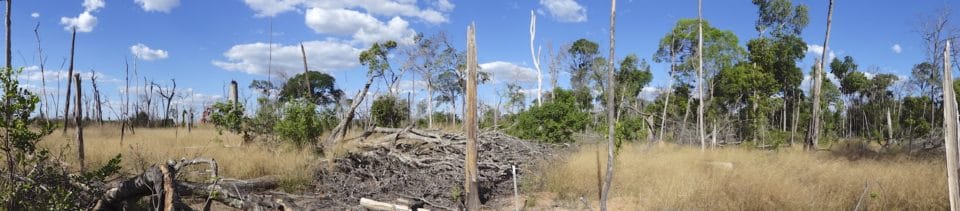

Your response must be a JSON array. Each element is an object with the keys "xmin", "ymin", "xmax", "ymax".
[
  {"xmin": 40, "ymin": 124, "xmax": 318, "ymax": 192},
  {"xmin": 526, "ymin": 142, "xmax": 948, "ymax": 210}
]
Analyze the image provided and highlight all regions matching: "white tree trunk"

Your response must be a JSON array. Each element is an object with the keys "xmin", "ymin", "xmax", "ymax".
[{"xmin": 530, "ymin": 10, "xmax": 543, "ymax": 107}]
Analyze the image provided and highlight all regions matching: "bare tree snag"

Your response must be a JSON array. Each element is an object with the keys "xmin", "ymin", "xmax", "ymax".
[
  {"xmin": 300, "ymin": 42, "xmax": 313, "ymax": 98},
  {"xmin": 464, "ymin": 22, "xmax": 481, "ymax": 210},
  {"xmin": 697, "ymin": 0, "xmax": 706, "ymax": 151},
  {"xmin": 74, "ymin": 73, "xmax": 85, "ymax": 173},
  {"xmin": 34, "ymin": 22, "xmax": 50, "ymax": 121},
  {"xmin": 806, "ymin": 0, "xmax": 833, "ymax": 150},
  {"xmin": 91, "ymin": 71, "xmax": 103, "ymax": 127},
  {"xmin": 529, "ymin": 10, "xmax": 543, "ymax": 107},
  {"xmin": 600, "ymin": 1, "xmax": 616, "ymax": 210},
  {"xmin": 328, "ymin": 75, "xmax": 376, "ymax": 144},
  {"xmin": 229, "ymin": 80, "xmax": 238, "ymax": 107},
  {"xmin": 5, "ymin": 0, "xmax": 10, "ymax": 71},
  {"xmin": 63, "ymin": 27, "xmax": 76, "ymax": 133},
  {"xmin": 942, "ymin": 41, "xmax": 960, "ymax": 211},
  {"xmin": 155, "ymin": 79, "xmax": 176, "ymax": 124}
]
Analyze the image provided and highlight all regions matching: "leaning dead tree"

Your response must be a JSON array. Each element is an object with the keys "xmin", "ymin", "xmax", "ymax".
[
  {"xmin": 806, "ymin": 0, "xmax": 834, "ymax": 150},
  {"xmin": 328, "ymin": 41, "xmax": 398, "ymax": 144},
  {"xmin": 942, "ymin": 41, "xmax": 960, "ymax": 211},
  {"xmin": 62, "ymin": 27, "xmax": 76, "ymax": 133}
]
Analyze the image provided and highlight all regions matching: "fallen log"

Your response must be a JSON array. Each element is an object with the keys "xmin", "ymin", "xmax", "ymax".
[{"xmin": 360, "ymin": 197, "xmax": 431, "ymax": 211}]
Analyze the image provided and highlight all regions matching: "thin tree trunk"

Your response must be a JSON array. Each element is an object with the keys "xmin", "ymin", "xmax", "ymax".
[
  {"xmin": 600, "ymin": 1, "xmax": 616, "ymax": 210},
  {"xmin": 74, "ymin": 73, "xmax": 85, "ymax": 173},
  {"xmin": 464, "ymin": 23, "xmax": 481, "ymax": 211},
  {"xmin": 659, "ymin": 83, "xmax": 672, "ymax": 142},
  {"xmin": 62, "ymin": 28, "xmax": 76, "ymax": 133},
  {"xmin": 790, "ymin": 100, "xmax": 799, "ymax": 145},
  {"xmin": 940, "ymin": 41, "xmax": 959, "ymax": 211},
  {"xmin": 428, "ymin": 78, "xmax": 434, "ymax": 128},
  {"xmin": 530, "ymin": 10, "xmax": 542, "ymax": 107},
  {"xmin": 697, "ymin": 0, "xmax": 706, "ymax": 151},
  {"xmin": 3, "ymin": 1, "xmax": 12, "ymax": 209},
  {"xmin": 34, "ymin": 23, "xmax": 49, "ymax": 121},
  {"xmin": 300, "ymin": 43, "xmax": 312, "ymax": 98},
  {"xmin": 805, "ymin": 0, "xmax": 833, "ymax": 150}
]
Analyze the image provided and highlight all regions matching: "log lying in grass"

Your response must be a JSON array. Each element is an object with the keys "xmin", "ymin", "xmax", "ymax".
[
  {"xmin": 360, "ymin": 197, "xmax": 431, "ymax": 211},
  {"xmin": 92, "ymin": 158, "xmax": 298, "ymax": 211}
]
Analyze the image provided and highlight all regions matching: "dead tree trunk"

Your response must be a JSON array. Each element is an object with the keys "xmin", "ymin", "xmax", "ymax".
[
  {"xmin": 806, "ymin": 0, "xmax": 833, "ymax": 150},
  {"xmin": 696, "ymin": 0, "xmax": 705, "ymax": 151},
  {"xmin": 600, "ymin": 1, "xmax": 616, "ymax": 210},
  {"xmin": 91, "ymin": 72, "xmax": 103, "ymax": 127},
  {"xmin": 529, "ymin": 10, "xmax": 542, "ymax": 107},
  {"xmin": 464, "ymin": 22, "xmax": 481, "ymax": 210},
  {"xmin": 300, "ymin": 43, "xmax": 312, "ymax": 98},
  {"xmin": 74, "ymin": 73, "xmax": 85, "ymax": 173},
  {"xmin": 328, "ymin": 76, "xmax": 377, "ymax": 144},
  {"xmin": 62, "ymin": 28, "xmax": 76, "ymax": 133},
  {"xmin": 155, "ymin": 79, "xmax": 176, "ymax": 125},
  {"xmin": 942, "ymin": 41, "xmax": 960, "ymax": 211},
  {"xmin": 33, "ymin": 22, "xmax": 50, "ymax": 121}
]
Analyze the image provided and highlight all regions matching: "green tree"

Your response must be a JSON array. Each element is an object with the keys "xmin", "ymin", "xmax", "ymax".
[
  {"xmin": 510, "ymin": 88, "xmax": 589, "ymax": 143},
  {"xmin": 371, "ymin": 95, "xmax": 410, "ymax": 128},
  {"xmin": 275, "ymin": 99, "xmax": 332, "ymax": 148},
  {"xmin": 653, "ymin": 19, "xmax": 746, "ymax": 85},
  {"xmin": 279, "ymin": 71, "xmax": 344, "ymax": 106},
  {"xmin": 615, "ymin": 55, "xmax": 653, "ymax": 110},
  {"xmin": 829, "ymin": 56, "xmax": 858, "ymax": 81},
  {"xmin": 208, "ymin": 101, "xmax": 246, "ymax": 137}
]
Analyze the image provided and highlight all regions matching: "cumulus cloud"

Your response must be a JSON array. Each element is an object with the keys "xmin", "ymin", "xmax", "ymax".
[
  {"xmin": 213, "ymin": 40, "xmax": 362, "ymax": 78},
  {"xmin": 60, "ymin": 11, "xmax": 98, "ymax": 32},
  {"xmin": 60, "ymin": 0, "xmax": 105, "ymax": 33},
  {"xmin": 306, "ymin": 8, "xmax": 416, "ymax": 45},
  {"xmin": 806, "ymin": 44, "xmax": 836, "ymax": 62},
  {"xmin": 479, "ymin": 61, "xmax": 539, "ymax": 83},
  {"xmin": 30, "ymin": 12, "xmax": 39, "ymax": 18},
  {"xmin": 393, "ymin": 80, "xmax": 428, "ymax": 94},
  {"xmin": 892, "ymin": 44, "xmax": 902, "ymax": 54},
  {"xmin": 19, "ymin": 67, "xmax": 118, "ymax": 83},
  {"xmin": 130, "ymin": 43, "xmax": 169, "ymax": 61},
  {"xmin": 243, "ymin": 0, "xmax": 450, "ymax": 24},
  {"xmin": 539, "ymin": 0, "xmax": 587, "ymax": 23},
  {"xmin": 135, "ymin": 0, "xmax": 181, "ymax": 13}
]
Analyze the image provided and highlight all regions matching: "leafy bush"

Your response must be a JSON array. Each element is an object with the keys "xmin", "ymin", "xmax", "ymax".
[
  {"xmin": 371, "ymin": 95, "xmax": 409, "ymax": 128},
  {"xmin": 274, "ymin": 99, "xmax": 334, "ymax": 147},
  {"xmin": 509, "ymin": 88, "xmax": 588, "ymax": 143},
  {"xmin": 0, "ymin": 67, "xmax": 121, "ymax": 209},
  {"xmin": 209, "ymin": 101, "xmax": 246, "ymax": 134}
]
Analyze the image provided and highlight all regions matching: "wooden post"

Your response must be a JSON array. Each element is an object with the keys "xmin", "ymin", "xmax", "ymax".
[
  {"xmin": 464, "ymin": 22, "xmax": 481, "ymax": 210},
  {"xmin": 600, "ymin": 0, "xmax": 616, "ymax": 210},
  {"xmin": 512, "ymin": 165, "xmax": 519, "ymax": 211},
  {"xmin": 74, "ymin": 73, "xmax": 85, "ymax": 173},
  {"xmin": 942, "ymin": 41, "xmax": 960, "ymax": 211},
  {"xmin": 62, "ymin": 28, "xmax": 76, "ymax": 133}
]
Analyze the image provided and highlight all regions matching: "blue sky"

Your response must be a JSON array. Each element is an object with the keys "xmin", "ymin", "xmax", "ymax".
[{"xmin": 8, "ymin": 0, "xmax": 960, "ymax": 119}]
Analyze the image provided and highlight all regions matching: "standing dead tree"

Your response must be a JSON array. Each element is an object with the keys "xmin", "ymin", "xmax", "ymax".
[
  {"xmin": 806, "ymin": 0, "xmax": 834, "ymax": 150},
  {"xmin": 696, "ymin": 0, "xmax": 706, "ymax": 150},
  {"xmin": 90, "ymin": 71, "xmax": 103, "ymax": 126},
  {"xmin": 74, "ymin": 73, "xmax": 84, "ymax": 173},
  {"xmin": 153, "ymin": 79, "xmax": 176, "ymax": 125},
  {"xmin": 464, "ymin": 22, "xmax": 481, "ymax": 210},
  {"xmin": 600, "ymin": 0, "xmax": 616, "ymax": 210},
  {"xmin": 941, "ymin": 41, "xmax": 959, "ymax": 210},
  {"xmin": 62, "ymin": 27, "xmax": 76, "ymax": 133},
  {"xmin": 33, "ymin": 22, "xmax": 49, "ymax": 121},
  {"xmin": 530, "ymin": 10, "xmax": 543, "ymax": 107}
]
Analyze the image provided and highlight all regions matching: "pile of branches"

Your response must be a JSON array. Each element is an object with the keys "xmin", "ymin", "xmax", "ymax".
[{"xmin": 311, "ymin": 127, "xmax": 563, "ymax": 209}]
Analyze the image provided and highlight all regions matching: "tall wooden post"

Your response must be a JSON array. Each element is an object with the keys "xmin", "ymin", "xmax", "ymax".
[
  {"xmin": 600, "ymin": 0, "xmax": 616, "ymax": 210},
  {"xmin": 74, "ymin": 73, "xmax": 85, "ymax": 173},
  {"xmin": 464, "ymin": 22, "xmax": 481, "ymax": 210},
  {"xmin": 942, "ymin": 41, "xmax": 960, "ymax": 211}
]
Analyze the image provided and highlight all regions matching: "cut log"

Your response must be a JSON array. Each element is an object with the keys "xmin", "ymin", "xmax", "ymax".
[{"xmin": 360, "ymin": 198, "xmax": 432, "ymax": 211}]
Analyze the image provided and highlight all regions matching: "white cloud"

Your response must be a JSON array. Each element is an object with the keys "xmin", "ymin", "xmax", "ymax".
[
  {"xmin": 639, "ymin": 87, "xmax": 661, "ymax": 101},
  {"xmin": 30, "ymin": 12, "xmax": 39, "ymax": 18},
  {"xmin": 213, "ymin": 40, "xmax": 362, "ymax": 78},
  {"xmin": 83, "ymin": 0, "xmax": 105, "ymax": 12},
  {"xmin": 130, "ymin": 43, "xmax": 169, "ymax": 61},
  {"xmin": 305, "ymin": 8, "xmax": 416, "ymax": 45},
  {"xmin": 806, "ymin": 44, "xmax": 836, "ymax": 62},
  {"xmin": 892, "ymin": 44, "xmax": 902, "ymax": 54},
  {"xmin": 19, "ymin": 67, "xmax": 118, "ymax": 83},
  {"xmin": 539, "ymin": 0, "xmax": 587, "ymax": 23},
  {"xmin": 479, "ymin": 61, "xmax": 539, "ymax": 83},
  {"xmin": 135, "ymin": 0, "xmax": 181, "ymax": 13},
  {"xmin": 243, "ymin": 0, "xmax": 449, "ymax": 24},
  {"xmin": 60, "ymin": 11, "xmax": 98, "ymax": 33},
  {"xmin": 393, "ymin": 80, "xmax": 428, "ymax": 94},
  {"xmin": 60, "ymin": 0, "xmax": 105, "ymax": 33}
]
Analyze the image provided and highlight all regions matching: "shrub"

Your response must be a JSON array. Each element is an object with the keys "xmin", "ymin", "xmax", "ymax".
[
  {"xmin": 509, "ymin": 88, "xmax": 588, "ymax": 143},
  {"xmin": 371, "ymin": 95, "xmax": 409, "ymax": 128},
  {"xmin": 275, "ymin": 99, "xmax": 334, "ymax": 148}
]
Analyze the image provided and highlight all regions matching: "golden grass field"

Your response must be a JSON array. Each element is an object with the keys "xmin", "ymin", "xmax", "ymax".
[
  {"xmin": 41, "ymin": 124, "xmax": 318, "ymax": 191},
  {"xmin": 38, "ymin": 125, "xmax": 949, "ymax": 209},
  {"xmin": 523, "ymin": 142, "xmax": 948, "ymax": 210}
]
